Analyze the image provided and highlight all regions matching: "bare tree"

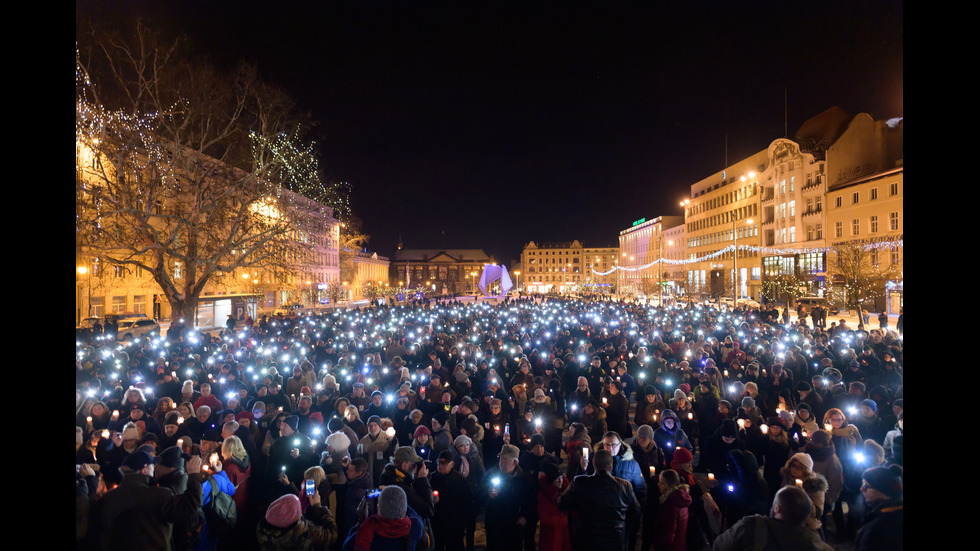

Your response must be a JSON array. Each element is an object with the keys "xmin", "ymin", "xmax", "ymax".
[
  {"xmin": 76, "ymin": 21, "xmax": 328, "ymax": 323},
  {"xmin": 828, "ymin": 241, "xmax": 894, "ymax": 310}
]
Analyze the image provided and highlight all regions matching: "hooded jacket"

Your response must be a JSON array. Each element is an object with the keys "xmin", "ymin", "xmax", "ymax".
[{"xmin": 652, "ymin": 409, "xmax": 693, "ymax": 465}]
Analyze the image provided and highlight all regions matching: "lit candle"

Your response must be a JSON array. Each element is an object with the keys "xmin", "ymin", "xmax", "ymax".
[
  {"xmin": 795, "ymin": 478, "xmax": 804, "ymax": 487},
  {"xmin": 760, "ymin": 424, "xmax": 769, "ymax": 434},
  {"xmin": 708, "ymin": 473, "xmax": 715, "ymax": 480},
  {"xmin": 649, "ymin": 466, "xmax": 656, "ymax": 476},
  {"xmin": 737, "ymin": 419, "xmax": 745, "ymax": 429}
]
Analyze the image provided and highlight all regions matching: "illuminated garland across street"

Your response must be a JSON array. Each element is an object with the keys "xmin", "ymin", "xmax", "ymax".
[{"xmin": 592, "ymin": 239, "xmax": 904, "ymax": 276}]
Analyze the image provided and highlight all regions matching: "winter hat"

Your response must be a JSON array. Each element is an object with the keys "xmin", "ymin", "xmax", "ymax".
[
  {"xmin": 394, "ymin": 446, "xmax": 423, "ymax": 464},
  {"xmin": 122, "ymin": 424, "xmax": 141, "ymax": 441},
  {"xmin": 182, "ymin": 381, "xmax": 194, "ymax": 394},
  {"xmin": 542, "ymin": 460, "xmax": 562, "ymax": 483},
  {"xmin": 796, "ymin": 381, "xmax": 812, "ymax": 392},
  {"xmin": 788, "ymin": 452, "xmax": 814, "ymax": 471},
  {"xmin": 454, "ymin": 434, "xmax": 473, "ymax": 449},
  {"xmin": 634, "ymin": 422, "xmax": 654, "ymax": 441},
  {"xmin": 378, "ymin": 485, "xmax": 408, "ymax": 520},
  {"xmin": 235, "ymin": 411, "xmax": 254, "ymax": 423},
  {"xmin": 498, "ymin": 444, "xmax": 520, "ymax": 461},
  {"xmin": 327, "ymin": 416, "xmax": 345, "ymax": 433},
  {"xmin": 122, "ymin": 450, "xmax": 154, "ymax": 472},
  {"xmin": 720, "ymin": 419, "xmax": 738, "ymax": 438},
  {"xmin": 862, "ymin": 465, "xmax": 903, "ymax": 498},
  {"xmin": 326, "ymin": 431, "xmax": 350, "ymax": 452},
  {"xmin": 413, "ymin": 425, "xmax": 431, "ymax": 438},
  {"xmin": 741, "ymin": 396, "xmax": 756, "ymax": 409},
  {"xmin": 671, "ymin": 447, "xmax": 694, "ymax": 469},
  {"xmin": 679, "ymin": 383, "xmax": 691, "ymax": 394},
  {"xmin": 366, "ymin": 415, "xmax": 382, "ymax": 427},
  {"xmin": 154, "ymin": 446, "xmax": 186, "ymax": 470},
  {"xmin": 202, "ymin": 428, "xmax": 223, "ymax": 443},
  {"xmin": 265, "ymin": 494, "xmax": 302, "ymax": 528},
  {"xmin": 309, "ymin": 412, "xmax": 324, "ymax": 427},
  {"xmin": 861, "ymin": 399, "xmax": 878, "ymax": 413},
  {"xmin": 529, "ymin": 434, "xmax": 546, "ymax": 449}
]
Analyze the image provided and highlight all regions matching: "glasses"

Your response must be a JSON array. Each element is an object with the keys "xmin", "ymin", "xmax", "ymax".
[{"xmin": 829, "ymin": 417, "xmax": 844, "ymax": 422}]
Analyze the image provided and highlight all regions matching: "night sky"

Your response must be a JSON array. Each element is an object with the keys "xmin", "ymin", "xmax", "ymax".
[{"xmin": 77, "ymin": 1, "xmax": 903, "ymax": 265}]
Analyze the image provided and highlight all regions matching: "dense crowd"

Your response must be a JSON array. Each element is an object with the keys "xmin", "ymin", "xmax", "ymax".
[{"xmin": 75, "ymin": 296, "xmax": 903, "ymax": 551}]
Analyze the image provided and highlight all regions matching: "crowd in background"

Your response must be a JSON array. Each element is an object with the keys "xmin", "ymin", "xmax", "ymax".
[{"xmin": 76, "ymin": 296, "xmax": 903, "ymax": 551}]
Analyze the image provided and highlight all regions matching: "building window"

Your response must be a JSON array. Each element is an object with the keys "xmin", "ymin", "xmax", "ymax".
[
  {"xmin": 870, "ymin": 187, "xmax": 878, "ymax": 200},
  {"xmin": 114, "ymin": 265, "xmax": 125, "ymax": 279},
  {"xmin": 870, "ymin": 215, "xmax": 878, "ymax": 233},
  {"xmin": 852, "ymin": 192, "xmax": 859, "ymax": 204},
  {"xmin": 891, "ymin": 248, "xmax": 900, "ymax": 265},
  {"xmin": 835, "ymin": 196, "xmax": 842, "ymax": 208},
  {"xmin": 890, "ymin": 182, "xmax": 899, "ymax": 196},
  {"xmin": 789, "ymin": 226, "xmax": 796, "ymax": 243},
  {"xmin": 816, "ymin": 224, "xmax": 823, "ymax": 239},
  {"xmin": 91, "ymin": 297, "xmax": 105, "ymax": 318},
  {"xmin": 852, "ymin": 219, "xmax": 860, "ymax": 236},
  {"xmin": 789, "ymin": 201, "xmax": 796, "ymax": 217},
  {"xmin": 816, "ymin": 196, "xmax": 822, "ymax": 211},
  {"xmin": 890, "ymin": 212, "xmax": 899, "ymax": 231},
  {"xmin": 134, "ymin": 295, "xmax": 146, "ymax": 314},
  {"xmin": 112, "ymin": 296, "xmax": 127, "ymax": 313},
  {"xmin": 870, "ymin": 249, "xmax": 879, "ymax": 267}
]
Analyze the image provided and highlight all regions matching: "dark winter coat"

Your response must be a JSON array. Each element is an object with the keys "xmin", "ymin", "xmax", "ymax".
[
  {"xmin": 557, "ymin": 471, "xmax": 641, "ymax": 551},
  {"xmin": 88, "ymin": 471, "xmax": 205, "ymax": 551},
  {"xmin": 256, "ymin": 503, "xmax": 338, "ymax": 551}
]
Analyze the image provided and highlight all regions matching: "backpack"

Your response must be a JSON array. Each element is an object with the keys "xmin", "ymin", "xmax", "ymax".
[{"xmin": 204, "ymin": 475, "xmax": 237, "ymax": 538}]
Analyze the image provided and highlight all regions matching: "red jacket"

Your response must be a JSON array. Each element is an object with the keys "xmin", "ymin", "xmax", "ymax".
[
  {"xmin": 655, "ymin": 486, "xmax": 692, "ymax": 551},
  {"xmin": 537, "ymin": 473, "xmax": 571, "ymax": 551}
]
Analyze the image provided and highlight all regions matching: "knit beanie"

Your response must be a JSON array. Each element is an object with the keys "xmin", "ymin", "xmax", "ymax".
[
  {"xmin": 327, "ymin": 416, "xmax": 345, "ymax": 433},
  {"xmin": 282, "ymin": 415, "xmax": 299, "ymax": 431},
  {"xmin": 862, "ymin": 465, "xmax": 903, "ymax": 498},
  {"xmin": 378, "ymin": 485, "xmax": 408, "ymax": 519},
  {"xmin": 326, "ymin": 431, "xmax": 350, "ymax": 452},
  {"xmin": 671, "ymin": 447, "xmax": 694, "ymax": 469},
  {"xmin": 366, "ymin": 415, "xmax": 382, "ymax": 427},
  {"xmin": 414, "ymin": 425, "xmax": 431, "ymax": 438},
  {"xmin": 741, "ymin": 396, "xmax": 756, "ymax": 409},
  {"xmin": 861, "ymin": 399, "xmax": 878, "ymax": 413},
  {"xmin": 265, "ymin": 494, "xmax": 302, "ymax": 528},
  {"xmin": 789, "ymin": 452, "xmax": 814, "ymax": 471},
  {"xmin": 637, "ymin": 424, "xmax": 655, "ymax": 441}
]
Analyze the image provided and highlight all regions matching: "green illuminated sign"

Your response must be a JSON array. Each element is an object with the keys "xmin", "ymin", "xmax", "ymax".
[{"xmin": 632, "ymin": 218, "xmax": 646, "ymax": 227}]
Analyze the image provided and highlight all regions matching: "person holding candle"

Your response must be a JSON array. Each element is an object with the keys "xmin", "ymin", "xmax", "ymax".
[{"xmin": 780, "ymin": 452, "xmax": 829, "ymax": 535}]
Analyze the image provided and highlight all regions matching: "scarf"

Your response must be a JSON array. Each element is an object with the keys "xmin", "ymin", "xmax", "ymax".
[{"xmin": 353, "ymin": 515, "xmax": 412, "ymax": 551}]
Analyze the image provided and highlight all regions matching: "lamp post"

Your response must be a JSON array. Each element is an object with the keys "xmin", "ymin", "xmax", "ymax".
[{"xmin": 514, "ymin": 271, "xmax": 521, "ymax": 293}]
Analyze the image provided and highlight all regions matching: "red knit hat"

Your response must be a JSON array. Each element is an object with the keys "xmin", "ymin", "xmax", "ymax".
[
  {"xmin": 671, "ymin": 447, "xmax": 694, "ymax": 469},
  {"xmin": 265, "ymin": 494, "xmax": 301, "ymax": 528},
  {"xmin": 414, "ymin": 425, "xmax": 431, "ymax": 438}
]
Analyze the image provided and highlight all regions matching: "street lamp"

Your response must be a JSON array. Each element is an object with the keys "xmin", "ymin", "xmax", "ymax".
[{"xmin": 514, "ymin": 271, "xmax": 521, "ymax": 293}]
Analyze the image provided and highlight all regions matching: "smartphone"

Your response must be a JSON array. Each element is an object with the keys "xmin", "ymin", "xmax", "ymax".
[
  {"xmin": 367, "ymin": 489, "xmax": 382, "ymax": 516},
  {"xmin": 305, "ymin": 479, "xmax": 316, "ymax": 496}
]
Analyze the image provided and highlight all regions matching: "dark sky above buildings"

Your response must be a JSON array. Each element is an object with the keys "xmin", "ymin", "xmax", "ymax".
[{"xmin": 77, "ymin": 1, "xmax": 903, "ymax": 265}]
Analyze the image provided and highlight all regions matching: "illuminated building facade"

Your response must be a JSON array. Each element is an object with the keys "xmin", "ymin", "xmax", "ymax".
[
  {"xmin": 389, "ymin": 249, "xmax": 494, "ymax": 295},
  {"xmin": 522, "ymin": 241, "xmax": 618, "ymax": 294},
  {"xmin": 617, "ymin": 216, "xmax": 684, "ymax": 301},
  {"xmin": 682, "ymin": 151, "xmax": 767, "ymax": 302}
]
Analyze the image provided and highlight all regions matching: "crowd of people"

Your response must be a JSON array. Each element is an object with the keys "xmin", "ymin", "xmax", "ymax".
[{"xmin": 75, "ymin": 295, "xmax": 903, "ymax": 551}]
